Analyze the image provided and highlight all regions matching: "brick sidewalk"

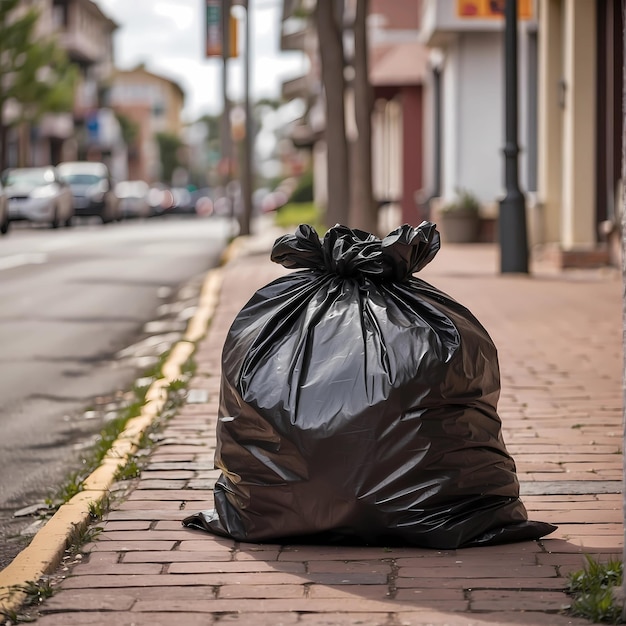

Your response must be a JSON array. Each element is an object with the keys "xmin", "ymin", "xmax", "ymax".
[{"xmin": 31, "ymin": 232, "xmax": 623, "ymax": 625}]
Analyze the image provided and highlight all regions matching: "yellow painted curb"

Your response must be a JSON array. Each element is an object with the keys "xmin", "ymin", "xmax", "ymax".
[
  {"xmin": 0, "ymin": 259, "xmax": 230, "ymax": 615},
  {"xmin": 185, "ymin": 271, "xmax": 222, "ymax": 343}
]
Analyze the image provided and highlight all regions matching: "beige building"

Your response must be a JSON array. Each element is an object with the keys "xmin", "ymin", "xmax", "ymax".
[
  {"xmin": 419, "ymin": 0, "xmax": 538, "ymax": 245},
  {"xmin": 535, "ymin": 0, "xmax": 622, "ymax": 267},
  {"xmin": 419, "ymin": 0, "xmax": 622, "ymax": 266},
  {"xmin": 109, "ymin": 65, "xmax": 186, "ymax": 183}
]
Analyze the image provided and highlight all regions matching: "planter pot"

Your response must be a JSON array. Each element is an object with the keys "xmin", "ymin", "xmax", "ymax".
[{"xmin": 438, "ymin": 211, "xmax": 480, "ymax": 243}]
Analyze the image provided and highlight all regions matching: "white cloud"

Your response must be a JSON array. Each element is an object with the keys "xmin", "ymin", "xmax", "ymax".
[{"xmin": 153, "ymin": 2, "xmax": 194, "ymax": 30}]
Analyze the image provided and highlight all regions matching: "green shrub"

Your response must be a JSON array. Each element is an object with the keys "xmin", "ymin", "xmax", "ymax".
[
  {"xmin": 275, "ymin": 202, "xmax": 322, "ymax": 230},
  {"xmin": 289, "ymin": 170, "xmax": 314, "ymax": 203}
]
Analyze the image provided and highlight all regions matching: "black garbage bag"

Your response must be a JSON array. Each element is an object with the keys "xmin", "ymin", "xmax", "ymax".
[{"xmin": 183, "ymin": 222, "xmax": 556, "ymax": 549}]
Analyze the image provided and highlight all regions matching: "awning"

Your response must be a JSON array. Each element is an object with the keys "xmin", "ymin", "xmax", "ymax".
[{"xmin": 369, "ymin": 41, "xmax": 429, "ymax": 87}]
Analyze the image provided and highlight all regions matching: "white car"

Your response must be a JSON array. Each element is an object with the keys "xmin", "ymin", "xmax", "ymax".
[
  {"xmin": 3, "ymin": 166, "xmax": 74, "ymax": 228},
  {"xmin": 115, "ymin": 180, "xmax": 151, "ymax": 219}
]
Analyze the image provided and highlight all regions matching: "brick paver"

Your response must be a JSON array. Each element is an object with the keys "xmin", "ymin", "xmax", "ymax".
[{"xmin": 28, "ymin": 230, "xmax": 624, "ymax": 625}]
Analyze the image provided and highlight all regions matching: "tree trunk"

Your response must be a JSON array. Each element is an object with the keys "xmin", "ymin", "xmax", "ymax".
[
  {"xmin": 315, "ymin": 0, "xmax": 350, "ymax": 228},
  {"xmin": 349, "ymin": 0, "xmax": 377, "ymax": 233}
]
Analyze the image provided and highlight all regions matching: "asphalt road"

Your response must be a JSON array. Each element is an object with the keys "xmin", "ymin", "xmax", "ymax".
[{"xmin": 0, "ymin": 215, "xmax": 231, "ymax": 560}]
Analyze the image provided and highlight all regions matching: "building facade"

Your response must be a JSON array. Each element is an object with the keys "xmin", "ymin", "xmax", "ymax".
[
  {"xmin": 279, "ymin": 0, "xmax": 428, "ymax": 231},
  {"xmin": 421, "ymin": 0, "xmax": 623, "ymax": 265},
  {"xmin": 535, "ymin": 0, "xmax": 622, "ymax": 267},
  {"xmin": 279, "ymin": 0, "xmax": 624, "ymax": 267},
  {"xmin": 108, "ymin": 65, "xmax": 186, "ymax": 183},
  {"xmin": 3, "ymin": 0, "xmax": 123, "ymax": 173},
  {"xmin": 53, "ymin": 0, "xmax": 125, "ymax": 177},
  {"xmin": 419, "ymin": 0, "xmax": 538, "ymax": 242},
  {"xmin": 369, "ymin": 0, "xmax": 427, "ymax": 227}
]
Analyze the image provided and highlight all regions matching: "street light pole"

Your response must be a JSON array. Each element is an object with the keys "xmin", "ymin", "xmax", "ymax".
[
  {"xmin": 239, "ymin": 0, "xmax": 254, "ymax": 236},
  {"xmin": 499, "ymin": 0, "xmax": 529, "ymax": 273},
  {"xmin": 220, "ymin": 0, "xmax": 235, "ymax": 233}
]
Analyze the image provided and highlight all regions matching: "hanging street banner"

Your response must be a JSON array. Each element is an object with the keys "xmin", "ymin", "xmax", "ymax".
[
  {"xmin": 205, "ymin": 0, "xmax": 222, "ymax": 57},
  {"xmin": 205, "ymin": 0, "xmax": 238, "ymax": 58}
]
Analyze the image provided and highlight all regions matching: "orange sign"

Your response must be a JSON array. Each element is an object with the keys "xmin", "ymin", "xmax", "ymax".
[{"xmin": 457, "ymin": 0, "xmax": 533, "ymax": 19}]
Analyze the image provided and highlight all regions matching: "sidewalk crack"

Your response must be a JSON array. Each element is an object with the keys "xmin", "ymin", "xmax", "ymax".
[{"xmin": 384, "ymin": 557, "xmax": 398, "ymax": 600}]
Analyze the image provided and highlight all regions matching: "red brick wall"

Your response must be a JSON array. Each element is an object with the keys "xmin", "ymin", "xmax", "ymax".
[{"xmin": 401, "ymin": 86, "xmax": 423, "ymax": 225}]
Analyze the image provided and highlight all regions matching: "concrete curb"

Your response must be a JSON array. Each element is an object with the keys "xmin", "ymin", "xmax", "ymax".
[{"xmin": 0, "ymin": 241, "xmax": 236, "ymax": 616}]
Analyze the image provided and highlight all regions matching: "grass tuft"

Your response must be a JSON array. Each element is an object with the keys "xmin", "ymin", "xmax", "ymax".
[
  {"xmin": 87, "ymin": 493, "xmax": 111, "ymax": 521},
  {"xmin": 567, "ymin": 555, "xmax": 624, "ymax": 624},
  {"xmin": 0, "ymin": 577, "xmax": 55, "ymax": 623},
  {"xmin": 114, "ymin": 456, "xmax": 142, "ymax": 481},
  {"xmin": 66, "ymin": 523, "xmax": 102, "ymax": 555}
]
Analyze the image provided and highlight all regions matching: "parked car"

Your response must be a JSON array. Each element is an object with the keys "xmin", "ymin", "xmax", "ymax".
[
  {"xmin": 164, "ymin": 187, "xmax": 194, "ymax": 215},
  {"xmin": 190, "ymin": 187, "xmax": 214, "ymax": 216},
  {"xmin": 0, "ymin": 180, "xmax": 9, "ymax": 235},
  {"xmin": 57, "ymin": 161, "xmax": 120, "ymax": 223},
  {"xmin": 2, "ymin": 166, "xmax": 74, "ymax": 228},
  {"xmin": 146, "ymin": 184, "xmax": 173, "ymax": 216},
  {"xmin": 115, "ymin": 180, "xmax": 151, "ymax": 219},
  {"xmin": 155, "ymin": 186, "xmax": 215, "ymax": 216}
]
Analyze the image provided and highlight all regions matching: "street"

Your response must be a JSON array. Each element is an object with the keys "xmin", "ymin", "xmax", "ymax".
[{"xmin": 0, "ymin": 215, "xmax": 231, "ymax": 564}]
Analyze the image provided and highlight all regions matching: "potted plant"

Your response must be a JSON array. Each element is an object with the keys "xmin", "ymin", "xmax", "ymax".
[{"xmin": 437, "ymin": 188, "xmax": 481, "ymax": 243}]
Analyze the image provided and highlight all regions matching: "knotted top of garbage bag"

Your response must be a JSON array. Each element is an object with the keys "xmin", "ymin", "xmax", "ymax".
[{"xmin": 271, "ymin": 221, "xmax": 440, "ymax": 282}]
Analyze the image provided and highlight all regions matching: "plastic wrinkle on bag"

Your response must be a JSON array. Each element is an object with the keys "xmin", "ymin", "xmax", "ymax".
[{"xmin": 183, "ymin": 222, "xmax": 556, "ymax": 549}]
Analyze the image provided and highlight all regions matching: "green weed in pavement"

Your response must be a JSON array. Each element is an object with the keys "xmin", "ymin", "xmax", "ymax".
[
  {"xmin": 567, "ymin": 555, "xmax": 624, "ymax": 624},
  {"xmin": 43, "ymin": 349, "xmax": 195, "ymax": 513},
  {"xmin": 66, "ymin": 522, "xmax": 102, "ymax": 554},
  {"xmin": 0, "ymin": 577, "xmax": 55, "ymax": 624},
  {"xmin": 114, "ymin": 456, "xmax": 142, "ymax": 481},
  {"xmin": 87, "ymin": 493, "xmax": 110, "ymax": 521}
]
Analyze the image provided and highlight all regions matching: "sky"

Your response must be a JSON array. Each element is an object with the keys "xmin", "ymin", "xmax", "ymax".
[{"xmin": 97, "ymin": 0, "xmax": 307, "ymax": 123}]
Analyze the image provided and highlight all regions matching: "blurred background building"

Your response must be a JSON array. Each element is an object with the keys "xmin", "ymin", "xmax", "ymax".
[
  {"xmin": 109, "ymin": 65, "xmax": 185, "ymax": 183},
  {"xmin": 279, "ymin": 0, "xmax": 623, "ymax": 268},
  {"xmin": 2, "ymin": 0, "xmax": 623, "ymax": 269},
  {"xmin": 3, "ymin": 0, "xmax": 123, "ymax": 175},
  {"xmin": 52, "ymin": 0, "xmax": 122, "ymax": 170},
  {"xmin": 2, "ymin": 0, "xmax": 185, "ymax": 185}
]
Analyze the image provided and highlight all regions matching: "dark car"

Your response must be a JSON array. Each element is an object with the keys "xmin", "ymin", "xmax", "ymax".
[{"xmin": 57, "ymin": 161, "xmax": 120, "ymax": 223}]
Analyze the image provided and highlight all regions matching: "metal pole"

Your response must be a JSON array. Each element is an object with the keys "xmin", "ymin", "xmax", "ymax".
[
  {"xmin": 239, "ymin": 0, "xmax": 254, "ymax": 236},
  {"xmin": 499, "ymin": 0, "xmax": 529, "ymax": 273},
  {"xmin": 220, "ymin": 0, "xmax": 235, "ymax": 232},
  {"xmin": 614, "ymin": 0, "xmax": 626, "ymax": 621}
]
